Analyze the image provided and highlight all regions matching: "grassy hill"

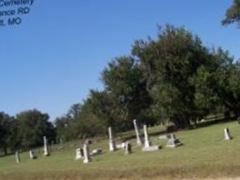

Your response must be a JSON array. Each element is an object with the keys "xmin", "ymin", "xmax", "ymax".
[{"xmin": 0, "ymin": 121, "xmax": 240, "ymax": 180}]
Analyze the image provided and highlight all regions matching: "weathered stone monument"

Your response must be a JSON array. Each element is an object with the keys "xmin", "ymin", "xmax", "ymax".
[
  {"xmin": 108, "ymin": 127, "xmax": 116, "ymax": 152},
  {"xmin": 166, "ymin": 134, "xmax": 182, "ymax": 148},
  {"xmin": 15, "ymin": 151, "xmax": 20, "ymax": 164},
  {"xmin": 75, "ymin": 148, "xmax": 84, "ymax": 160},
  {"xmin": 116, "ymin": 142, "xmax": 126, "ymax": 149},
  {"xmin": 142, "ymin": 125, "xmax": 160, "ymax": 151},
  {"xmin": 90, "ymin": 148, "xmax": 102, "ymax": 156},
  {"xmin": 143, "ymin": 125, "xmax": 151, "ymax": 148},
  {"xmin": 224, "ymin": 128, "xmax": 232, "ymax": 140},
  {"xmin": 133, "ymin": 119, "xmax": 143, "ymax": 146},
  {"xmin": 29, "ymin": 150, "xmax": 37, "ymax": 159},
  {"xmin": 43, "ymin": 136, "xmax": 50, "ymax": 156},
  {"xmin": 124, "ymin": 142, "xmax": 132, "ymax": 155},
  {"xmin": 159, "ymin": 134, "xmax": 171, "ymax": 140},
  {"xmin": 83, "ymin": 143, "xmax": 91, "ymax": 164}
]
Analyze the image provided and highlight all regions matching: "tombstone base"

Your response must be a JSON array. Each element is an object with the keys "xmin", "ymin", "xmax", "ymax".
[
  {"xmin": 109, "ymin": 141, "xmax": 117, "ymax": 152},
  {"xmin": 142, "ymin": 145, "xmax": 160, "ymax": 152},
  {"xmin": 83, "ymin": 159, "xmax": 91, "ymax": 164},
  {"xmin": 166, "ymin": 139, "xmax": 182, "ymax": 148}
]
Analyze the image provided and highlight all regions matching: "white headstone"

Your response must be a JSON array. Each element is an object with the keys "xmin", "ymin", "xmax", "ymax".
[
  {"xmin": 15, "ymin": 151, "xmax": 20, "ymax": 164},
  {"xmin": 133, "ymin": 119, "xmax": 143, "ymax": 146},
  {"xmin": 224, "ymin": 128, "xmax": 232, "ymax": 140},
  {"xmin": 29, "ymin": 150, "xmax": 37, "ymax": 159},
  {"xmin": 90, "ymin": 148, "xmax": 102, "ymax": 156},
  {"xmin": 75, "ymin": 148, "xmax": 84, "ymax": 160},
  {"xmin": 116, "ymin": 142, "xmax": 126, "ymax": 149},
  {"xmin": 83, "ymin": 144, "xmax": 91, "ymax": 164},
  {"xmin": 43, "ymin": 136, "xmax": 50, "ymax": 156},
  {"xmin": 166, "ymin": 134, "xmax": 182, "ymax": 148},
  {"xmin": 143, "ymin": 125, "xmax": 151, "ymax": 148},
  {"xmin": 108, "ymin": 127, "xmax": 116, "ymax": 152},
  {"xmin": 159, "ymin": 134, "xmax": 171, "ymax": 140},
  {"xmin": 142, "ymin": 145, "xmax": 160, "ymax": 152},
  {"xmin": 124, "ymin": 142, "xmax": 132, "ymax": 155}
]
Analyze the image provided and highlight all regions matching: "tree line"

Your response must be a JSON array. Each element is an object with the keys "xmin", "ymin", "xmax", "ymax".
[{"xmin": 1, "ymin": 1, "xmax": 240, "ymax": 155}]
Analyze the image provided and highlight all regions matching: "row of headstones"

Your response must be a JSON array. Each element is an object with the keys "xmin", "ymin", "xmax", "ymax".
[
  {"xmin": 70, "ymin": 126, "xmax": 235, "ymax": 164},
  {"xmin": 15, "ymin": 136, "xmax": 49, "ymax": 163},
  {"xmin": 15, "ymin": 122, "xmax": 232, "ymax": 164},
  {"xmin": 75, "ymin": 139, "xmax": 103, "ymax": 164},
  {"xmin": 107, "ymin": 119, "xmax": 183, "ymax": 155}
]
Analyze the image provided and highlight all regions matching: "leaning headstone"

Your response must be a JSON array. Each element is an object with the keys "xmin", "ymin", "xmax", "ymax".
[
  {"xmin": 133, "ymin": 119, "xmax": 143, "ymax": 146},
  {"xmin": 15, "ymin": 151, "xmax": 20, "ymax": 164},
  {"xmin": 90, "ymin": 148, "xmax": 102, "ymax": 156},
  {"xmin": 143, "ymin": 125, "xmax": 151, "ymax": 148},
  {"xmin": 124, "ymin": 142, "xmax": 132, "ymax": 155},
  {"xmin": 75, "ymin": 148, "xmax": 84, "ymax": 160},
  {"xmin": 224, "ymin": 128, "xmax": 232, "ymax": 140},
  {"xmin": 166, "ymin": 134, "xmax": 182, "ymax": 148},
  {"xmin": 43, "ymin": 136, "xmax": 50, "ymax": 156},
  {"xmin": 29, "ymin": 150, "xmax": 37, "ymax": 159},
  {"xmin": 83, "ymin": 144, "xmax": 91, "ymax": 164},
  {"xmin": 108, "ymin": 127, "xmax": 116, "ymax": 152}
]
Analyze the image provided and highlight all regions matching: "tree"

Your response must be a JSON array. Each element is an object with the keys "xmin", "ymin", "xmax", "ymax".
[
  {"xmin": 222, "ymin": 0, "xmax": 240, "ymax": 26},
  {"xmin": 16, "ymin": 109, "xmax": 55, "ymax": 149},
  {"xmin": 67, "ymin": 103, "xmax": 82, "ymax": 120},
  {"xmin": 132, "ymin": 25, "xmax": 214, "ymax": 128},
  {"xmin": 192, "ymin": 48, "xmax": 240, "ymax": 119},
  {"xmin": 102, "ymin": 56, "xmax": 152, "ymax": 130},
  {"xmin": 55, "ymin": 115, "xmax": 73, "ymax": 142},
  {"xmin": 0, "ymin": 112, "xmax": 13, "ymax": 155}
]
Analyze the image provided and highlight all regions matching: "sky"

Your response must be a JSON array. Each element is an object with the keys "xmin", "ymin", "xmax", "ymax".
[{"xmin": 0, "ymin": 0, "xmax": 239, "ymax": 121}]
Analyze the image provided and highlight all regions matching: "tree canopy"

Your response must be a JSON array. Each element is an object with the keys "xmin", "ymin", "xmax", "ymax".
[{"xmin": 222, "ymin": 0, "xmax": 240, "ymax": 26}]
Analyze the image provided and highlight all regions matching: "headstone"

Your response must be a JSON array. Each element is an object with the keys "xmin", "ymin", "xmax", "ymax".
[
  {"xmin": 43, "ymin": 136, "xmax": 50, "ymax": 156},
  {"xmin": 142, "ymin": 125, "xmax": 160, "ymax": 151},
  {"xmin": 75, "ymin": 148, "xmax": 84, "ymax": 160},
  {"xmin": 84, "ymin": 139, "xmax": 92, "ymax": 145},
  {"xmin": 143, "ymin": 125, "xmax": 151, "ymax": 148},
  {"xmin": 90, "ymin": 148, "xmax": 102, "ymax": 156},
  {"xmin": 133, "ymin": 119, "xmax": 143, "ymax": 146},
  {"xmin": 166, "ymin": 134, "xmax": 182, "ymax": 148},
  {"xmin": 108, "ymin": 127, "xmax": 116, "ymax": 152},
  {"xmin": 124, "ymin": 142, "xmax": 132, "ymax": 155},
  {"xmin": 159, "ymin": 134, "xmax": 171, "ymax": 140},
  {"xmin": 116, "ymin": 142, "xmax": 126, "ymax": 149},
  {"xmin": 29, "ymin": 150, "xmax": 37, "ymax": 159},
  {"xmin": 142, "ymin": 145, "xmax": 160, "ymax": 152},
  {"xmin": 83, "ymin": 144, "xmax": 91, "ymax": 164},
  {"xmin": 15, "ymin": 151, "xmax": 20, "ymax": 164},
  {"xmin": 224, "ymin": 128, "xmax": 232, "ymax": 140}
]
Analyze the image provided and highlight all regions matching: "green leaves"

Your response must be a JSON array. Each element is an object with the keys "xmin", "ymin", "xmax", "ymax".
[{"xmin": 222, "ymin": 0, "xmax": 240, "ymax": 26}]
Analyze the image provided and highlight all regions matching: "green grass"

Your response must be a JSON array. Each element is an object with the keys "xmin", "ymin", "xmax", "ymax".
[{"xmin": 1, "ymin": 121, "xmax": 240, "ymax": 179}]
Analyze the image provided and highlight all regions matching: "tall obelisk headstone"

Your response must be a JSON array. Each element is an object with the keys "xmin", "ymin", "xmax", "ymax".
[
  {"xmin": 43, "ymin": 136, "xmax": 50, "ymax": 156},
  {"xmin": 15, "ymin": 151, "xmax": 20, "ymax": 164},
  {"xmin": 108, "ymin": 127, "xmax": 116, "ymax": 152},
  {"xmin": 133, "ymin": 119, "xmax": 142, "ymax": 146},
  {"xmin": 83, "ymin": 143, "xmax": 91, "ymax": 164},
  {"xmin": 143, "ymin": 125, "xmax": 151, "ymax": 148}
]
